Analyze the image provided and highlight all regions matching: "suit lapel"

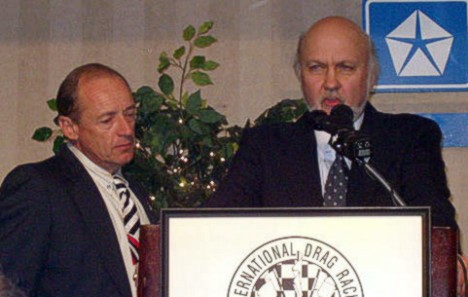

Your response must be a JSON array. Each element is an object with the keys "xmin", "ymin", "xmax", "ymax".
[
  {"xmin": 288, "ymin": 117, "xmax": 323, "ymax": 206},
  {"xmin": 347, "ymin": 103, "xmax": 391, "ymax": 206},
  {"xmin": 59, "ymin": 147, "xmax": 132, "ymax": 297}
]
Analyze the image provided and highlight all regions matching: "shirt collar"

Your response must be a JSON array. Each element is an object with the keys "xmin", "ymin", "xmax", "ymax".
[{"xmin": 67, "ymin": 143, "xmax": 122, "ymax": 184}]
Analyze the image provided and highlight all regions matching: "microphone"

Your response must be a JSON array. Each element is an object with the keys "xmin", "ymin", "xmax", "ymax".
[
  {"xmin": 308, "ymin": 105, "xmax": 372, "ymax": 161},
  {"xmin": 329, "ymin": 104, "xmax": 354, "ymax": 131},
  {"xmin": 306, "ymin": 104, "xmax": 406, "ymax": 206},
  {"xmin": 305, "ymin": 106, "xmax": 352, "ymax": 135}
]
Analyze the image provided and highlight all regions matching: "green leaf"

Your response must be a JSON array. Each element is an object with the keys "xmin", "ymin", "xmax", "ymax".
[
  {"xmin": 135, "ymin": 86, "xmax": 156, "ymax": 101},
  {"xmin": 32, "ymin": 127, "xmax": 53, "ymax": 142},
  {"xmin": 181, "ymin": 92, "xmax": 189, "ymax": 106},
  {"xmin": 47, "ymin": 99, "xmax": 57, "ymax": 111},
  {"xmin": 140, "ymin": 92, "xmax": 164, "ymax": 113},
  {"xmin": 186, "ymin": 91, "xmax": 202, "ymax": 115},
  {"xmin": 198, "ymin": 21, "xmax": 214, "ymax": 34},
  {"xmin": 158, "ymin": 52, "xmax": 170, "ymax": 73},
  {"xmin": 193, "ymin": 36, "xmax": 217, "ymax": 48},
  {"xmin": 178, "ymin": 124, "xmax": 193, "ymax": 141},
  {"xmin": 188, "ymin": 118, "xmax": 209, "ymax": 135},
  {"xmin": 191, "ymin": 71, "xmax": 213, "ymax": 86},
  {"xmin": 165, "ymin": 98, "xmax": 179, "ymax": 109},
  {"xmin": 201, "ymin": 136, "xmax": 214, "ymax": 146},
  {"xmin": 221, "ymin": 142, "xmax": 235, "ymax": 159},
  {"xmin": 229, "ymin": 142, "xmax": 239, "ymax": 157},
  {"xmin": 183, "ymin": 25, "xmax": 196, "ymax": 41},
  {"xmin": 199, "ymin": 109, "xmax": 224, "ymax": 124},
  {"xmin": 158, "ymin": 74, "xmax": 174, "ymax": 96},
  {"xmin": 53, "ymin": 136, "xmax": 66, "ymax": 154},
  {"xmin": 254, "ymin": 98, "xmax": 307, "ymax": 125},
  {"xmin": 173, "ymin": 46, "xmax": 186, "ymax": 60},
  {"xmin": 202, "ymin": 60, "xmax": 219, "ymax": 71},
  {"xmin": 190, "ymin": 56, "xmax": 206, "ymax": 69},
  {"xmin": 145, "ymin": 115, "xmax": 178, "ymax": 154}
]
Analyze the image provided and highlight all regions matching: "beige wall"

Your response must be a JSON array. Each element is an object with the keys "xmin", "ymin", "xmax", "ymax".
[{"xmin": 1, "ymin": 0, "xmax": 467, "ymax": 251}]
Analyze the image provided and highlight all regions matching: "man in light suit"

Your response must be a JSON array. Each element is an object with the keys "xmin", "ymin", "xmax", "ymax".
[
  {"xmin": 0, "ymin": 63, "xmax": 157, "ymax": 296},
  {"xmin": 206, "ymin": 16, "xmax": 457, "ymax": 228}
]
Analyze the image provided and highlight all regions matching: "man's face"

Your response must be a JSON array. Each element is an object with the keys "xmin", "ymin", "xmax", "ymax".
[
  {"xmin": 299, "ymin": 18, "xmax": 375, "ymax": 117},
  {"xmin": 64, "ymin": 74, "xmax": 136, "ymax": 174}
]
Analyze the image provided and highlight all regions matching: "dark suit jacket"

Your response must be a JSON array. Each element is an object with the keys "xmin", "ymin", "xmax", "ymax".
[
  {"xmin": 207, "ymin": 103, "xmax": 457, "ymax": 228},
  {"xmin": 0, "ymin": 146, "xmax": 157, "ymax": 297}
]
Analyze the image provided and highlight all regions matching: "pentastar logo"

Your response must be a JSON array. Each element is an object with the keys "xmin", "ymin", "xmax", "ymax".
[
  {"xmin": 228, "ymin": 236, "xmax": 363, "ymax": 297},
  {"xmin": 385, "ymin": 9, "xmax": 454, "ymax": 77}
]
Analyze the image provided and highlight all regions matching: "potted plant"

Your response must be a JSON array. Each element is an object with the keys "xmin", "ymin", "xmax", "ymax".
[{"xmin": 32, "ymin": 21, "xmax": 307, "ymax": 216}]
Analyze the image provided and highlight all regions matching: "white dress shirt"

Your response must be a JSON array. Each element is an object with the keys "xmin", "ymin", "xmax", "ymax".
[{"xmin": 315, "ymin": 112, "xmax": 365, "ymax": 195}]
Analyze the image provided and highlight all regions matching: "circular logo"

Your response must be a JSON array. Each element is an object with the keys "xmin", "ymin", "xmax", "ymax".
[{"xmin": 228, "ymin": 236, "xmax": 363, "ymax": 297}]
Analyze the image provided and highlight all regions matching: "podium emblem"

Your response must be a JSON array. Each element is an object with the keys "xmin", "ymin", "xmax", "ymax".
[{"xmin": 228, "ymin": 236, "xmax": 363, "ymax": 297}]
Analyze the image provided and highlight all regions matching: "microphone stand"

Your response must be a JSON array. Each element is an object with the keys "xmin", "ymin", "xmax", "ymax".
[
  {"xmin": 328, "ymin": 126, "xmax": 407, "ymax": 207},
  {"xmin": 354, "ymin": 158, "xmax": 407, "ymax": 207}
]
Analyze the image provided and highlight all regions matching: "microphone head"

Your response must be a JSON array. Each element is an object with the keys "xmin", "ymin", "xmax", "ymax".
[
  {"xmin": 330, "ymin": 104, "xmax": 354, "ymax": 129},
  {"xmin": 307, "ymin": 110, "xmax": 327, "ymax": 129},
  {"xmin": 305, "ymin": 110, "xmax": 335, "ymax": 132}
]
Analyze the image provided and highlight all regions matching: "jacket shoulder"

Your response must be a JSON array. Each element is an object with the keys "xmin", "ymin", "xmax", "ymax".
[
  {"xmin": 368, "ymin": 108, "xmax": 441, "ymax": 136},
  {"xmin": 1, "ymin": 154, "xmax": 67, "ymax": 195},
  {"xmin": 242, "ymin": 121, "xmax": 307, "ymax": 145}
]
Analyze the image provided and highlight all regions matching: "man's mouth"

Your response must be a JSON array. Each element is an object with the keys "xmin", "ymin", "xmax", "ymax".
[
  {"xmin": 321, "ymin": 98, "xmax": 344, "ymax": 111},
  {"xmin": 322, "ymin": 97, "xmax": 342, "ymax": 105},
  {"xmin": 115, "ymin": 142, "xmax": 134, "ymax": 150}
]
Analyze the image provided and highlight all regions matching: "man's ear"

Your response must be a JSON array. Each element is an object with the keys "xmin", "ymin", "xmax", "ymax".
[{"xmin": 58, "ymin": 116, "xmax": 79, "ymax": 141}]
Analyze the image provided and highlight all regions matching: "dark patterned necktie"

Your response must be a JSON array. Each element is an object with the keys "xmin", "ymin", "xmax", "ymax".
[
  {"xmin": 113, "ymin": 175, "xmax": 141, "ymax": 264},
  {"xmin": 323, "ymin": 155, "xmax": 348, "ymax": 207}
]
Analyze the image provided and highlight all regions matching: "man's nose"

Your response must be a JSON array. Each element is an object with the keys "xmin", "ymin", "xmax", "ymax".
[
  {"xmin": 117, "ymin": 115, "xmax": 134, "ymax": 135},
  {"xmin": 324, "ymin": 69, "xmax": 340, "ymax": 91}
]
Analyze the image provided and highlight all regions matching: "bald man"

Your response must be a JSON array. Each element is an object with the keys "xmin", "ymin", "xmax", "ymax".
[
  {"xmin": 206, "ymin": 16, "xmax": 457, "ymax": 228},
  {"xmin": 0, "ymin": 64, "xmax": 157, "ymax": 297}
]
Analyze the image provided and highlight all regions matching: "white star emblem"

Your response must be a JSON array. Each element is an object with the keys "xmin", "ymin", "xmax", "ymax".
[{"xmin": 385, "ymin": 10, "xmax": 454, "ymax": 77}]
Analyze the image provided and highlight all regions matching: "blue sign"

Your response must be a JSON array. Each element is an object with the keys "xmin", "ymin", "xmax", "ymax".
[
  {"xmin": 363, "ymin": 0, "xmax": 468, "ymax": 92},
  {"xmin": 420, "ymin": 113, "xmax": 468, "ymax": 147}
]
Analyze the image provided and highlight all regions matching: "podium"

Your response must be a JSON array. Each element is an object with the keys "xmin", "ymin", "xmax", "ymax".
[{"xmin": 137, "ymin": 209, "xmax": 458, "ymax": 297}]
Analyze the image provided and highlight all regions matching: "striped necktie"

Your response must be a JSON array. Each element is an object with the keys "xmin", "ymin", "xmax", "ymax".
[
  {"xmin": 323, "ymin": 155, "xmax": 349, "ymax": 207},
  {"xmin": 113, "ymin": 175, "xmax": 141, "ymax": 264}
]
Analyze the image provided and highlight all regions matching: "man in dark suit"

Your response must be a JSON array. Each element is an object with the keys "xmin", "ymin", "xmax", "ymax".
[
  {"xmin": 0, "ymin": 63, "xmax": 157, "ymax": 296},
  {"xmin": 206, "ymin": 16, "xmax": 457, "ymax": 228}
]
